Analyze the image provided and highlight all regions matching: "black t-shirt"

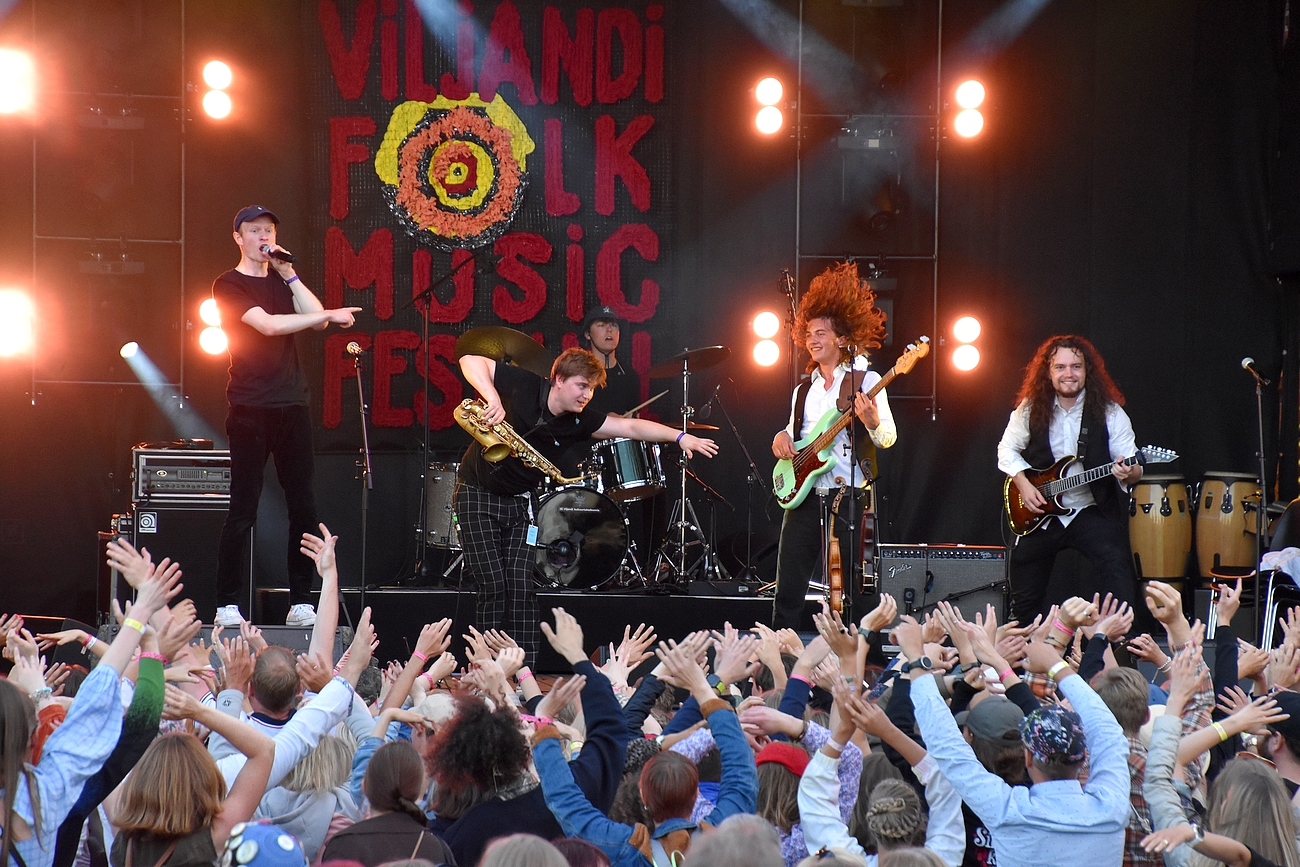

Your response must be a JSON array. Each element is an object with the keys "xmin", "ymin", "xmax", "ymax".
[
  {"xmin": 212, "ymin": 268, "xmax": 311, "ymax": 408},
  {"xmin": 458, "ymin": 363, "xmax": 608, "ymax": 495},
  {"xmin": 585, "ymin": 361, "xmax": 641, "ymax": 418}
]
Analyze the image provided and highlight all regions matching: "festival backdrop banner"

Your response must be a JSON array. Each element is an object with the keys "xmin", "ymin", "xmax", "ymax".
[{"xmin": 303, "ymin": 0, "xmax": 675, "ymax": 450}]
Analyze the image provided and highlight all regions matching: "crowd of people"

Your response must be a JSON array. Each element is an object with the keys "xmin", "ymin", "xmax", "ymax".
[{"xmin": 4, "ymin": 529, "xmax": 1300, "ymax": 867}]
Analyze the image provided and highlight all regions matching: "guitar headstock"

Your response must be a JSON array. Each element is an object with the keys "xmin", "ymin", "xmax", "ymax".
[
  {"xmin": 1136, "ymin": 445, "xmax": 1178, "ymax": 465},
  {"xmin": 893, "ymin": 336, "xmax": 930, "ymax": 375}
]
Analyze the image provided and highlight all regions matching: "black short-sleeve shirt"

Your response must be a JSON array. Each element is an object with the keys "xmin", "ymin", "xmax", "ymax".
[
  {"xmin": 585, "ymin": 362, "xmax": 641, "ymax": 418},
  {"xmin": 458, "ymin": 363, "xmax": 608, "ymax": 496},
  {"xmin": 212, "ymin": 269, "xmax": 310, "ymax": 407}
]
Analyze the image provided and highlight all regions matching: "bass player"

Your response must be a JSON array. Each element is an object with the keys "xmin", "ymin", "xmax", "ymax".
[
  {"xmin": 770, "ymin": 262, "xmax": 896, "ymax": 630},
  {"xmin": 457, "ymin": 347, "xmax": 718, "ymax": 666},
  {"xmin": 997, "ymin": 335, "xmax": 1141, "ymax": 623}
]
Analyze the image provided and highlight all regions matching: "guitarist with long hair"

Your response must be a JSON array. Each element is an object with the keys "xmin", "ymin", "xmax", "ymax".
[
  {"xmin": 998, "ymin": 335, "xmax": 1141, "ymax": 623},
  {"xmin": 771, "ymin": 262, "xmax": 896, "ymax": 629}
]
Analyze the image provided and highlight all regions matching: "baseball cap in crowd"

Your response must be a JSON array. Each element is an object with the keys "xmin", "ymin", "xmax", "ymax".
[
  {"xmin": 221, "ymin": 822, "xmax": 308, "ymax": 867},
  {"xmin": 1019, "ymin": 705, "xmax": 1087, "ymax": 764},
  {"xmin": 1270, "ymin": 689, "xmax": 1300, "ymax": 740},
  {"xmin": 755, "ymin": 742, "xmax": 811, "ymax": 777},
  {"xmin": 234, "ymin": 206, "xmax": 280, "ymax": 232},
  {"xmin": 955, "ymin": 696, "xmax": 1024, "ymax": 744}
]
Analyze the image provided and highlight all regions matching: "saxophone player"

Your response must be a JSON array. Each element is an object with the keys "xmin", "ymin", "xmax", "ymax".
[{"xmin": 457, "ymin": 348, "xmax": 718, "ymax": 665}]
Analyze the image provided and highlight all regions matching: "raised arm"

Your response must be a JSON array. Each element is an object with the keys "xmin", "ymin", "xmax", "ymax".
[{"xmin": 301, "ymin": 524, "xmax": 342, "ymax": 661}]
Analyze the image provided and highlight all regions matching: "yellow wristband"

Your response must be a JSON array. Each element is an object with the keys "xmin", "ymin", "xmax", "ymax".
[
  {"xmin": 1047, "ymin": 660, "xmax": 1070, "ymax": 680},
  {"xmin": 1212, "ymin": 722, "xmax": 1229, "ymax": 743},
  {"xmin": 122, "ymin": 618, "xmax": 146, "ymax": 634}
]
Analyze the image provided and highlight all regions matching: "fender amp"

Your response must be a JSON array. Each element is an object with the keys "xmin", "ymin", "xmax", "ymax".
[{"xmin": 876, "ymin": 544, "xmax": 1008, "ymax": 620}]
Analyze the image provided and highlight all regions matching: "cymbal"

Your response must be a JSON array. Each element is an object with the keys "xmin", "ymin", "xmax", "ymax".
[
  {"xmin": 681, "ymin": 420, "xmax": 720, "ymax": 431},
  {"xmin": 454, "ymin": 327, "xmax": 553, "ymax": 377},
  {"xmin": 647, "ymin": 346, "xmax": 731, "ymax": 379}
]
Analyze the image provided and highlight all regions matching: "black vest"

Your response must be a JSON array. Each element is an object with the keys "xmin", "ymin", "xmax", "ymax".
[
  {"xmin": 1021, "ymin": 401, "xmax": 1124, "ymax": 522},
  {"xmin": 792, "ymin": 371, "xmax": 878, "ymax": 481}
]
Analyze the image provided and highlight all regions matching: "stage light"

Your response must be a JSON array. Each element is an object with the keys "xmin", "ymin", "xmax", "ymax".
[
  {"xmin": 756, "ymin": 105, "xmax": 783, "ymax": 135},
  {"xmin": 202, "ymin": 90, "xmax": 232, "ymax": 119},
  {"xmin": 753, "ymin": 311, "xmax": 780, "ymax": 339},
  {"xmin": 953, "ymin": 316, "xmax": 981, "ymax": 343},
  {"xmin": 202, "ymin": 60, "xmax": 232, "ymax": 90},
  {"xmin": 199, "ymin": 326, "xmax": 228, "ymax": 355},
  {"xmin": 755, "ymin": 77, "xmax": 783, "ymax": 106},
  {"xmin": 754, "ymin": 339, "xmax": 780, "ymax": 366},
  {"xmin": 0, "ymin": 49, "xmax": 35, "ymax": 114},
  {"xmin": 955, "ymin": 79, "xmax": 985, "ymax": 109},
  {"xmin": 199, "ymin": 297, "xmax": 221, "ymax": 326},
  {"xmin": 953, "ymin": 344, "xmax": 980, "ymax": 371},
  {"xmin": 120, "ymin": 342, "xmax": 140, "ymax": 359},
  {"xmin": 0, "ymin": 290, "xmax": 34, "ymax": 356},
  {"xmin": 954, "ymin": 108, "xmax": 984, "ymax": 138}
]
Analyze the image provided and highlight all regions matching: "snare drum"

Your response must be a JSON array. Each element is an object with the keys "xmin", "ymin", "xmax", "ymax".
[
  {"xmin": 424, "ymin": 462, "xmax": 460, "ymax": 549},
  {"xmin": 591, "ymin": 438, "xmax": 665, "ymax": 502},
  {"xmin": 1196, "ymin": 471, "xmax": 1261, "ymax": 575},
  {"xmin": 534, "ymin": 487, "xmax": 629, "ymax": 589},
  {"xmin": 1128, "ymin": 475, "xmax": 1191, "ymax": 579}
]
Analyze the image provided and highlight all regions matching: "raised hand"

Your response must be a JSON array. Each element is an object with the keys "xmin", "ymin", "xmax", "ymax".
[
  {"xmin": 464, "ymin": 658, "xmax": 510, "ymax": 705},
  {"xmin": 1058, "ymin": 596, "xmax": 1098, "ymax": 632},
  {"xmin": 540, "ymin": 607, "xmax": 586, "ymax": 666},
  {"xmin": 222, "ymin": 636, "xmax": 256, "ymax": 694},
  {"xmin": 861, "ymin": 594, "xmax": 898, "ymax": 633},
  {"xmin": 497, "ymin": 646, "xmax": 525, "ymax": 680},
  {"xmin": 8, "ymin": 655, "xmax": 47, "ymax": 695},
  {"xmin": 813, "ymin": 604, "xmax": 857, "ymax": 661},
  {"xmin": 775, "ymin": 628, "xmax": 805, "ymax": 656},
  {"xmin": 296, "ymin": 650, "xmax": 333, "ymax": 694},
  {"xmin": 161, "ymin": 683, "xmax": 205, "ymax": 721},
  {"xmin": 483, "ymin": 629, "xmax": 519, "ymax": 654},
  {"xmin": 738, "ymin": 705, "xmax": 805, "ymax": 739},
  {"xmin": 1266, "ymin": 645, "xmax": 1300, "ymax": 690},
  {"xmin": 35, "ymin": 629, "xmax": 87, "ymax": 652},
  {"xmin": 1091, "ymin": 599, "xmax": 1133, "ymax": 643},
  {"xmin": 655, "ymin": 640, "xmax": 711, "ymax": 694},
  {"xmin": 615, "ymin": 623, "xmax": 657, "ymax": 669},
  {"xmin": 416, "ymin": 619, "xmax": 453, "ymax": 658},
  {"xmin": 300, "ymin": 524, "xmax": 339, "ymax": 578},
  {"xmin": 535, "ymin": 674, "xmax": 587, "ymax": 721},
  {"xmin": 1126, "ymin": 633, "xmax": 1169, "ymax": 668},
  {"xmin": 1237, "ymin": 640, "xmax": 1270, "ymax": 682},
  {"xmin": 239, "ymin": 620, "xmax": 268, "ymax": 653},
  {"xmin": 1226, "ymin": 694, "xmax": 1289, "ymax": 737},
  {"xmin": 159, "ymin": 612, "xmax": 202, "ymax": 664},
  {"xmin": 1216, "ymin": 578, "xmax": 1243, "ymax": 626},
  {"xmin": 462, "ymin": 625, "xmax": 492, "ymax": 663},
  {"xmin": 45, "ymin": 662, "xmax": 70, "ymax": 694},
  {"xmin": 105, "ymin": 539, "xmax": 153, "ymax": 589}
]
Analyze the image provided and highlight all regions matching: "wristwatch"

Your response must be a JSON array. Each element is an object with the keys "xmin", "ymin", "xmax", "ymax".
[
  {"xmin": 858, "ymin": 627, "xmax": 876, "ymax": 642},
  {"xmin": 900, "ymin": 656, "xmax": 935, "ymax": 674},
  {"xmin": 959, "ymin": 661, "xmax": 981, "ymax": 674}
]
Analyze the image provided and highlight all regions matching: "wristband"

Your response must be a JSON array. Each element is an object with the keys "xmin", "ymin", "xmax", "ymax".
[
  {"xmin": 84, "ymin": 635, "xmax": 97, "ymax": 652},
  {"xmin": 789, "ymin": 673, "xmax": 812, "ymax": 686},
  {"xmin": 122, "ymin": 618, "xmax": 146, "ymax": 634},
  {"xmin": 517, "ymin": 670, "xmax": 535, "ymax": 682},
  {"xmin": 826, "ymin": 738, "xmax": 847, "ymax": 753},
  {"xmin": 1052, "ymin": 620, "xmax": 1076, "ymax": 636},
  {"xmin": 1048, "ymin": 660, "xmax": 1071, "ymax": 680},
  {"xmin": 285, "ymin": 275, "xmax": 300, "ymax": 285},
  {"xmin": 420, "ymin": 672, "xmax": 435, "ymax": 688},
  {"xmin": 140, "ymin": 651, "xmax": 169, "ymax": 665},
  {"xmin": 676, "ymin": 432, "xmax": 687, "ymax": 445},
  {"xmin": 412, "ymin": 650, "xmax": 428, "ymax": 663},
  {"xmin": 1157, "ymin": 659, "xmax": 1173, "ymax": 673},
  {"xmin": 28, "ymin": 687, "xmax": 52, "ymax": 704},
  {"xmin": 999, "ymin": 667, "xmax": 1015, "ymax": 682},
  {"xmin": 1212, "ymin": 721, "xmax": 1230, "ymax": 743}
]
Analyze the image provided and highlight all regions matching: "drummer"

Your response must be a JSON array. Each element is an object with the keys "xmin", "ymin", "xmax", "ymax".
[
  {"xmin": 457, "ymin": 347, "xmax": 719, "ymax": 666},
  {"xmin": 581, "ymin": 305, "xmax": 642, "ymax": 417}
]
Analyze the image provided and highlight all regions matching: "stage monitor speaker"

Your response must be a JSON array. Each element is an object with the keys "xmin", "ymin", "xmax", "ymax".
[
  {"xmin": 876, "ymin": 544, "xmax": 1008, "ymax": 620},
  {"xmin": 129, "ymin": 503, "xmax": 251, "ymax": 619}
]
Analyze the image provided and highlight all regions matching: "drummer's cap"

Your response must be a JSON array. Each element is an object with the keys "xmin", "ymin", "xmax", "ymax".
[
  {"xmin": 1270, "ymin": 690, "xmax": 1300, "ymax": 741},
  {"xmin": 581, "ymin": 306, "xmax": 623, "ymax": 334}
]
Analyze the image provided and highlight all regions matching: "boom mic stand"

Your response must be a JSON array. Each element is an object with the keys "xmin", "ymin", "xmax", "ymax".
[
  {"xmin": 1244, "ymin": 358, "xmax": 1273, "ymax": 639},
  {"xmin": 351, "ymin": 347, "xmax": 375, "ymax": 612},
  {"xmin": 711, "ymin": 382, "xmax": 768, "ymax": 580}
]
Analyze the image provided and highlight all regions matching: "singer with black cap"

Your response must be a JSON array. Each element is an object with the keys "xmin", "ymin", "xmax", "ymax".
[{"xmin": 210, "ymin": 205, "xmax": 363, "ymax": 628}]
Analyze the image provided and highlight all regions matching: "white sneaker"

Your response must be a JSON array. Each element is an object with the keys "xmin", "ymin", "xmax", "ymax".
[
  {"xmin": 214, "ymin": 605, "xmax": 244, "ymax": 627},
  {"xmin": 286, "ymin": 604, "xmax": 317, "ymax": 627}
]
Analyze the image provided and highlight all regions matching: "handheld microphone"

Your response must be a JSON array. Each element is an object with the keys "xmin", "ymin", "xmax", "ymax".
[
  {"xmin": 345, "ymin": 342, "xmax": 367, "ymax": 356},
  {"xmin": 1241, "ymin": 357, "xmax": 1271, "ymax": 385},
  {"xmin": 260, "ymin": 244, "xmax": 296, "ymax": 264}
]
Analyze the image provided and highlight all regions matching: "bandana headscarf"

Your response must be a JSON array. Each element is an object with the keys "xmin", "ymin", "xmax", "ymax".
[{"xmin": 1019, "ymin": 705, "xmax": 1086, "ymax": 763}]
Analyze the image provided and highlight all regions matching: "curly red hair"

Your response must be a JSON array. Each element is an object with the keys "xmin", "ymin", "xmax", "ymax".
[
  {"xmin": 1014, "ymin": 335, "xmax": 1125, "ymax": 436},
  {"xmin": 793, "ymin": 262, "xmax": 887, "ymax": 372}
]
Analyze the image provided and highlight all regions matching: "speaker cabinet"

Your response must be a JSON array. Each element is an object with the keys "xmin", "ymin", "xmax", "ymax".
[
  {"xmin": 876, "ymin": 544, "xmax": 1008, "ymax": 620},
  {"xmin": 129, "ymin": 504, "xmax": 251, "ymax": 618}
]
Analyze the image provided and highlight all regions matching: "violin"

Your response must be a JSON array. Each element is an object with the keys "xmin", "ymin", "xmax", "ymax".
[{"xmin": 826, "ymin": 487, "xmax": 846, "ymax": 614}]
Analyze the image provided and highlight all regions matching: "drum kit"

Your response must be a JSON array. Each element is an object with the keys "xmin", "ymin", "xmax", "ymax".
[
  {"xmin": 424, "ymin": 327, "xmax": 733, "ymax": 591},
  {"xmin": 1128, "ymin": 470, "xmax": 1265, "ymax": 581}
]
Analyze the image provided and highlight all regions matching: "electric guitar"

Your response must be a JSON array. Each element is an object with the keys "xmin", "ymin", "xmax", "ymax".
[
  {"xmin": 773, "ymin": 337, "xmax": 930, "ymax": 510},
  {"xmin": 1003, "ymin": 444, "xmax": 1179, "ymax": 535}
]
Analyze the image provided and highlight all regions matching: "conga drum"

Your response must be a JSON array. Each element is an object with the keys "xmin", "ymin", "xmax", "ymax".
[
  {"xmin": 1129, "ymin": 475, "xmax": 1192, "ymax": 579},
  {"xmin": 1196, "ymin": 471, "xmax": 1261, "ymax": 576}
]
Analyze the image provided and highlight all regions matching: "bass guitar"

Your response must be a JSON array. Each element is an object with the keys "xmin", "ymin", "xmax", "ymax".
[
  {"xmin": 1003, "ymin": 444, "xmax": 1179, "ymax": 535},
  {"xmin": 773, "ymin": 337, "xmax": 930, "ymax": 510}
]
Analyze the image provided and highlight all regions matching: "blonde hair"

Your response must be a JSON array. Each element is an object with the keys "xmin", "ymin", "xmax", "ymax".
[
  {"xmin": 865, "ymin": 779, "xmax": 926, "ymax": 850},
  {"xmin": 281, "ymin": 734, "xmax": 354, "ymax": 794},
  {"xmin": 878, "ymin": 849, "xmax": 947, "ymax": 867},
  {"xmin": 112, "ymin": 733, "xmax": 226, "ymax": 837},
  {"xmin": 1192, "ymin": 758, "xmax": 1300, "ymax": 867},
  {"xmin": 479, "ymin": 834, "xmax": 569, "ymax": 867}
]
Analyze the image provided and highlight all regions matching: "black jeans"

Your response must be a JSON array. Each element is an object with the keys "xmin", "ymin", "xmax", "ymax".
[
  {"xmin": 1008, "ymin": 505, "xmax": 1136, "ymax": 624},
  {"xmin": 216, "ymin": 404, "xmax": 319, "ymax": 608},
  {"xmin": 772, "ymin": 489, "xmax": 867, "ymax": 630}
]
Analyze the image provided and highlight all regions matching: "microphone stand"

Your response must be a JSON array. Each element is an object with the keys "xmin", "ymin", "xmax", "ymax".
[
  {"xmin": 1244, "ymin": 361, "xmax": 1272, "ymax": 638},
  {"xmin": 395, "ymin": 252, "xmax": 480, "ymax": 584},
  {"xmin": 353, "ymin": 351, "xmax": 375, "ymax": 612},
  {"xmin": 712, "ymin": 384, "xmax": 768, "ymax": 580}
]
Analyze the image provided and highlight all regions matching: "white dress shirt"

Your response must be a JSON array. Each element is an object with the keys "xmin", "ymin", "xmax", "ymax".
[
  {"xmin": 996, "ymin": 389, "xmax": 1136, "ymax": 527},
  {"xmin": 784, "ymin": 356, "xmax": 897, "ymax": 489}
]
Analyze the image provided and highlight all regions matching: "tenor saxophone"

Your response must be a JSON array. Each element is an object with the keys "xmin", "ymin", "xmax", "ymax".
[{"xmin": 453, "ymin": 399, "xmax": 587, "ymax": 485}]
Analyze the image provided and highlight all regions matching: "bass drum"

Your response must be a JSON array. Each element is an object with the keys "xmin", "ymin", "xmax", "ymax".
[
  {"xmin": 1128, "ymin": 475, "xmax": 1191, "ymax": 579},
  {"xmin": 534, "ymin": 487, "xmax": 629, "ymax": 589}
]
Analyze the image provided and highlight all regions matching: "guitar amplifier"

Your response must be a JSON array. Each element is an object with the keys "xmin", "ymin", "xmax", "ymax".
[
  {"xmin": 133, "ymin": 447, "xmax": 231, "ymax": 504},
  {"xmin": 876, "ymin": 544, "xmax": 1008, "ymax": 620}
]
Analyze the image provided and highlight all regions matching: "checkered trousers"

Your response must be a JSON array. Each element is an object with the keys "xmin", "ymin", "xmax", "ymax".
[{"xmin": 454, "ymin": 483, "xmax": 540, "ymax": 666}]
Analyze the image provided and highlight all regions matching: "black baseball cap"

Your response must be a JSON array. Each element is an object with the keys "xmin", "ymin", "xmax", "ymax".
[
  {"xmin": 581, "ymin": 306, "xmax": 624, "ymax": 334},
  {"xmin": 233, "ymin": 206, "xmax": 280, "ymax": 232}
]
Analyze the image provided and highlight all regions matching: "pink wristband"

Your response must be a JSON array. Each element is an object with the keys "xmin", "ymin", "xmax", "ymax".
[
  {"xmin": 789, "ymin": 673, "xmax": 812, "ymax": 686},
  {"xmin": 420, "ymin": 672, "xmax": 435, "ymax": 688},
  {"xmin": 998, "ymin": 668, "xmax": 1014, "ymax": 682},
  {"xmin": 412, "ymin": 650, "xmax": 428, "ymax": 663},
  {"xmin": 517, "ymin": 670, "xmax": 535, "ymax": 682},
  {"xmin": 1052, "ymin": 619, "xmax": 1075, "ymax": 636},
  {"xmin": 140, "ymin": 651, "xmax": 169, "ymax": 666}
]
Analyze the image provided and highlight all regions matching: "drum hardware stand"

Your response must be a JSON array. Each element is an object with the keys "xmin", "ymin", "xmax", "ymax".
[
  {"xmin": 1244, "ymin": 358, "xmax": 1273, "ymax": 640},
  {"xmin": 712, "ymin": 383, "xmax": 770, "ymax": 580},
  {"xmin": 395, "ymin": 252, "xmax": 480, "ymax": 584},
  {"xmin": 350, "ymin": 344, "xmax": 375, "ymax": 612}
]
